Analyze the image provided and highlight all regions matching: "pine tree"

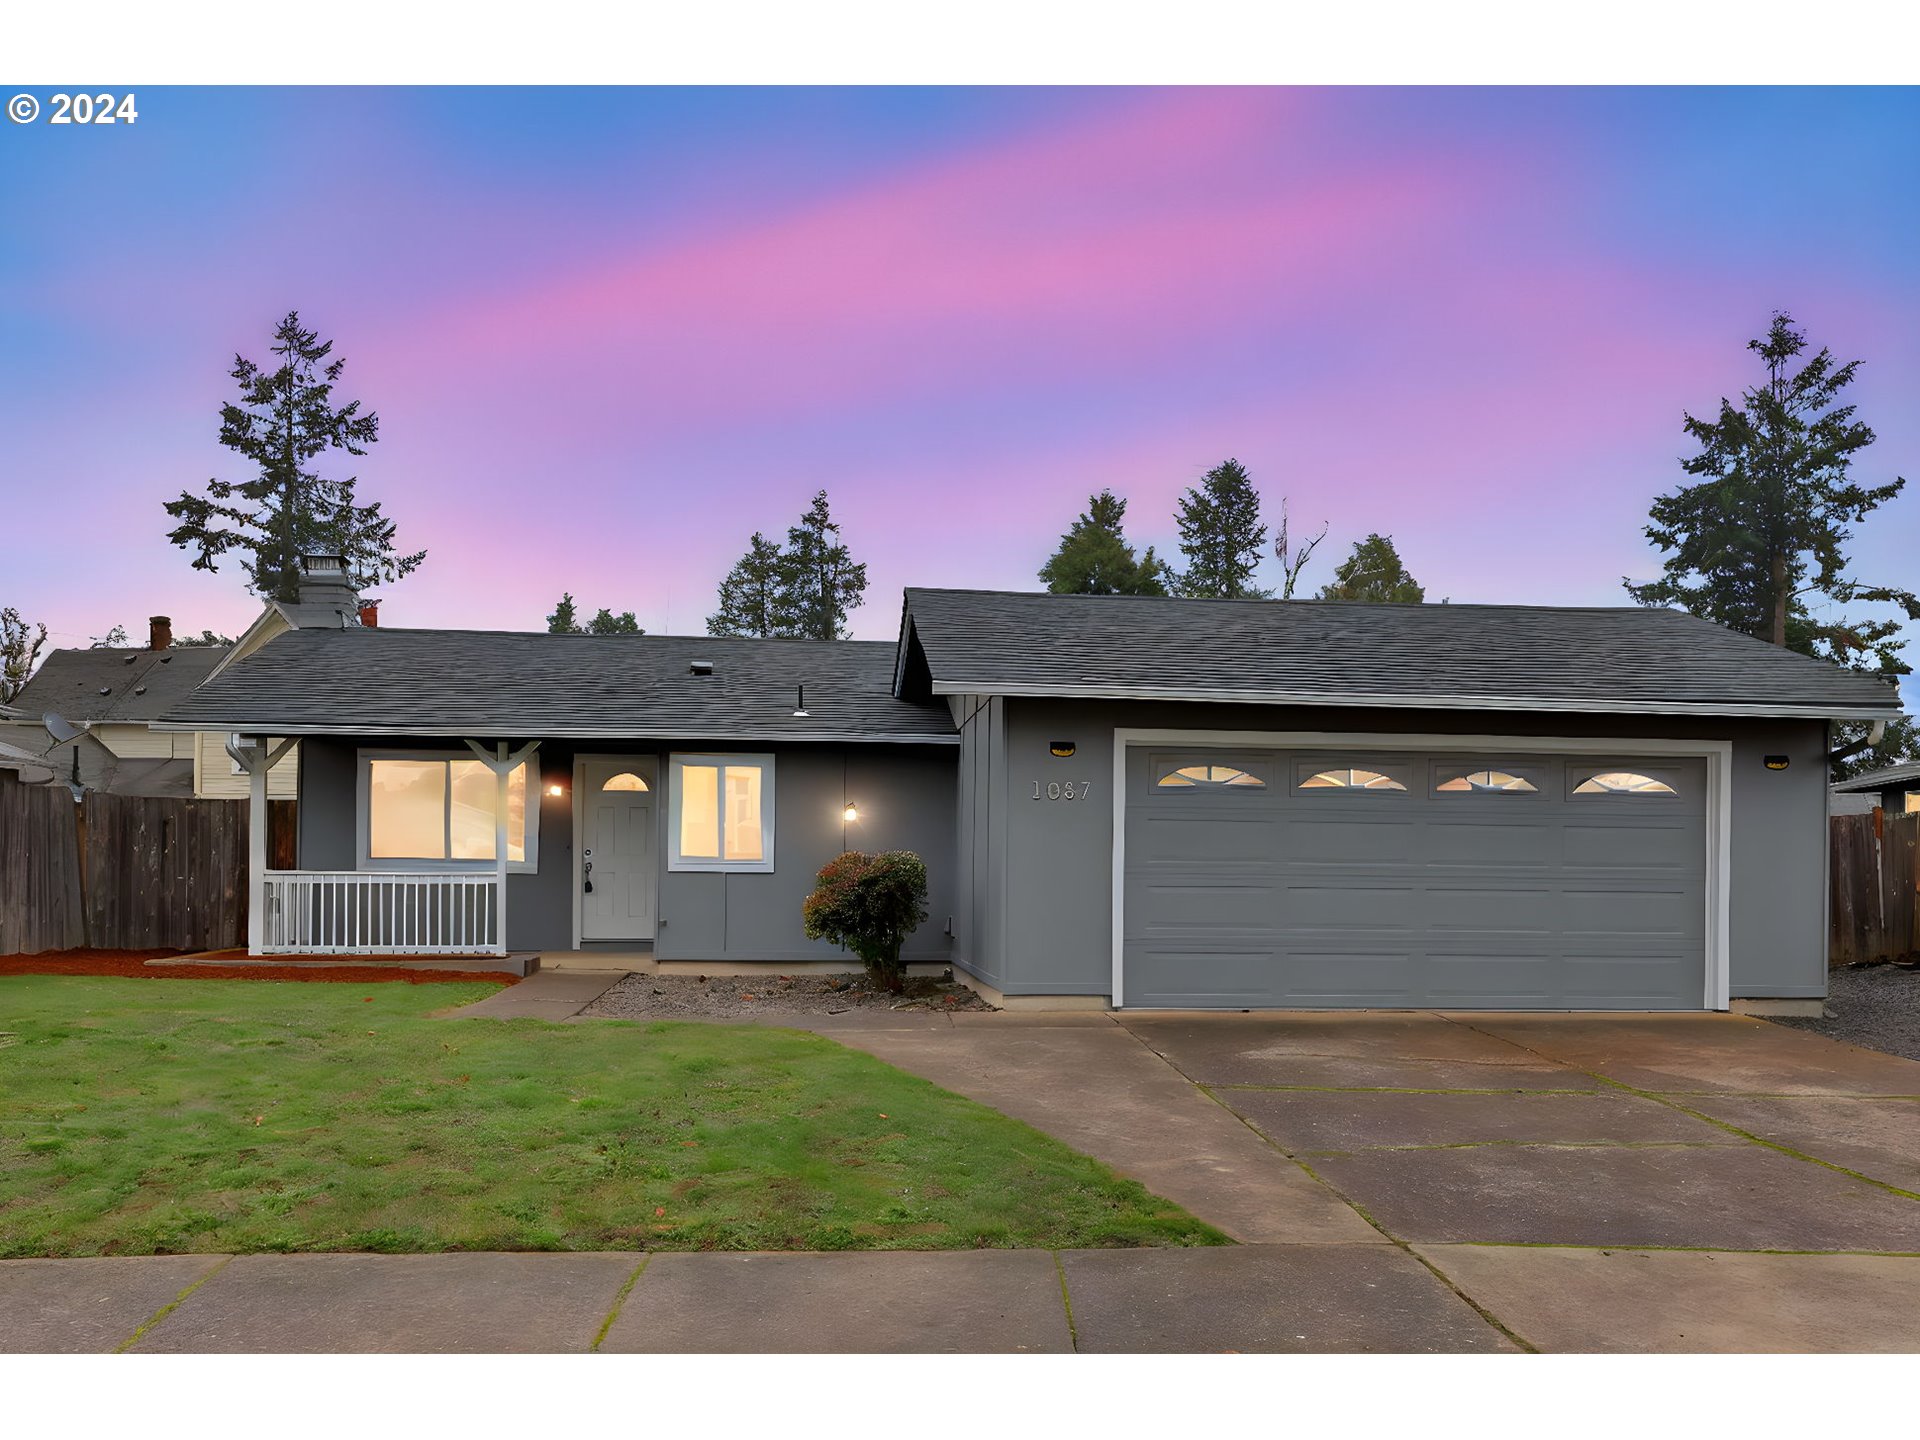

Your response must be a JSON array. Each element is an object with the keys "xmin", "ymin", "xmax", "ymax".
[
  {"xmin": 1038, "ymin": 490, "xmax": 1170, "ymax": 596},
  {"xmin": 1318, "ymin": 534, "xmax": 1426, "ymax": 603},
  {"xmin": 586, "ymin": 608, "xmax": 641, "ymax": 634},
  {"xmin": 163, "ymin": 312, "xmax": 425, "ymax": 602},
  {"xmin": 1624, "ymin": 313, "xmax": 1916, "ymax": 775},
  {"xmin": 777, "ymin": 491, "xmax": 868, "ymax": 641},
  {"xmin": 1, "ymin": 607, "xmax": 46, "ymax": 703},
  {"xmin": 547, "ymin": 593, "xmax": 642, "ymax": 635},
  {"xmin": 708, "ymin": 533, "xmax": 788, "ymax": 637},
  {"xmin": 1175, "ymin": 459, "xmax": 1270, "ymax": 599}
]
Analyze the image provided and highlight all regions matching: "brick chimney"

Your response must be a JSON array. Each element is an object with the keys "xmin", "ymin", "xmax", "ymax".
[
  {"xmin": 148, "ymin": 615, "xmax": 172, "ymax": 650},
  {"xmin": 358, "ymin": 600, "xmax": 381, "ymax": 628}
]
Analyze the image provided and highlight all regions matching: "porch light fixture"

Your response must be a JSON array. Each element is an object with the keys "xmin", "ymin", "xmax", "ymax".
[
  {"xmin": 546, "ymin": 782, "xmax": 565, "ymax": 797},
  {"xmin": 843, "ymin": 803, "xmax": 859, "ymax": 822}
]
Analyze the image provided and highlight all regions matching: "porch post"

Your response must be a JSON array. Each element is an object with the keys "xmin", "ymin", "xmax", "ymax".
[
  {"xmin": 248, "ymin": 743, "xmax": 267, "ymax": 955},
  {"xmin": 466, "ymin": 738, "xmax": 539, "ymax": 959},
  {"xmin": 494, "ymin": 740, "xmax": 510, "ymax": 957}
]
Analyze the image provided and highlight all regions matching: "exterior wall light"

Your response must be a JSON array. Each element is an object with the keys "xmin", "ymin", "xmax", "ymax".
[
  {"xmin": 843, "ymin": 803, "xmax": 859, "ymax": 822},
  {"xmin": 547, "ymin": 783, "xmax": 566, "ymax": 797}
]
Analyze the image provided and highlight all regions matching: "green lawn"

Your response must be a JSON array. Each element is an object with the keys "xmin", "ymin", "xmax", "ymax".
[{"xmin": 0, "ymin": 977, "xmax": 1224, "ymax": 1257}]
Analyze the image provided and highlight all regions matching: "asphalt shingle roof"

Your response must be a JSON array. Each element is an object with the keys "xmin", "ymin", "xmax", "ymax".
[
  {"xmin": 9, "ymin": 646, "xmax": 228, "ymax": 724},
  {"xmin": 1830, "ymin": 761, "xmax": 1920, "ymax": 793},
  {"xmin": 161, "ymin": 627, "xmax": 957, "ymax": 743},
  {"xmin": 899, "ymin": 589, "xmax": 1907, "ymax": 720}
]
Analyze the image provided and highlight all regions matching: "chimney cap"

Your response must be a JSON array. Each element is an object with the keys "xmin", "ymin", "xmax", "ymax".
[{"xmin": 301, "ymin": 553, "xmax": 348, "ymax": 574}]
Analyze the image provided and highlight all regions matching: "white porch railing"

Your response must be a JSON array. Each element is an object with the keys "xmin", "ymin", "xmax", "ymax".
[{"xmin": 259, "ymin": 871, "xmax": 502, "ymax": 955}]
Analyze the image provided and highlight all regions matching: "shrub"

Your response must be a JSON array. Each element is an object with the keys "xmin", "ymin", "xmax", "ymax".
[{"xmin": 801, "ymin": 850, "xmax": 930, "ymax": 993}]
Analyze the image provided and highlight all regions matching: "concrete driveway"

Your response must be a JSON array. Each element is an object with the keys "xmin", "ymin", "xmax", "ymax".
[{"xmin": 827, "ymin": 1008, "xmax": 1920, "ymax": 1352}]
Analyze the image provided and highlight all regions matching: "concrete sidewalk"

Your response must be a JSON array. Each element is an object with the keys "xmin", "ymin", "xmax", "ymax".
[{"xmin": 0, "ymin": 1246, "xmax": 1514, "ymax": 1354}]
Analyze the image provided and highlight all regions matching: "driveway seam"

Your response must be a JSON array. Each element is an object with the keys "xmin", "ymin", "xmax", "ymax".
[
  {"xmin": 1049, "ymin": 1251, "xmax": 1080, "ymax": 1353},
  {"xmin": 1114, "ymin": 1021, "xmax": 1539, "ymax": 1354},
  {"xmin": 590, "ymin": 1255, "xmax": 651, "ymax": 1352},
  {"xmin": 1417, "ymin": 1240, "xmax": 1920, "ymax": 1257},
  {"xmin": 1439, "ymin": 1017, "xmax": 1920, "ymax": 1205},
  {"xmin": 113, "ymin": 1254, "xmax": 234, "ymax": 1353}
]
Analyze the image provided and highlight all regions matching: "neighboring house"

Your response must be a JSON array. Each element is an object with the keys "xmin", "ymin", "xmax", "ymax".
[
  {"xmin": 0, "ymin": 556, "xmax": 380, "ymax": 801},
  {"xmin": 160, "ymin": 567, "xmax": 1906, "ymax": 1012},
  {"xmin": 0, "ymin": 617, "xmax": 296, "ymax": 799},
  {"xmin": 1830, "ymin": 761, "xmax": 1920, "ymax": 817}
]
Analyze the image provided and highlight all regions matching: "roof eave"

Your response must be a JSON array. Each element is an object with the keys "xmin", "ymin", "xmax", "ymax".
[
  {"xmin": 924, "ymin": 680, "xmax": 1904, "ymax": 722},
  {"xmin": 151, "ymin": 720, "xmax": 958, "ymax": 744}
]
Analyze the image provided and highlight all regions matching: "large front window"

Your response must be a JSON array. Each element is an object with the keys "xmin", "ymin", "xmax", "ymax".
[
  {"xmin": 361, "ymin": 753, "xmax": 535, "ymax": 868},
  {"xmin": 669, "ymin": 753, "xmax": 774, "ymax": 872}
]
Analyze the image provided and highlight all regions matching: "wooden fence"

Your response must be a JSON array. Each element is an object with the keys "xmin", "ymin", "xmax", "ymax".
[
  {"xmin": 1830, "ymin": 810, "xmax": 1920, "ymax": 965},
  {"xmin": 0, "ymin": 770, "xmax": 296, "ymax": 955}
]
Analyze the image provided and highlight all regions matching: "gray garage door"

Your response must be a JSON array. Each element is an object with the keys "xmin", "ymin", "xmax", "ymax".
[{"xmin": 1122, "ymin": 746, "xmax": 1708, "ymax": 1010}]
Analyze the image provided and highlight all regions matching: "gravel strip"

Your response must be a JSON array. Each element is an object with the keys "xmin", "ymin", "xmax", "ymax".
[
  {"xmin": 579, "ymin": 970, "xmax": 995, "ymax": 1020},
  {"xmin": 1770, "ymin": 964, "xmax": 1920, "ymax": 1062}
]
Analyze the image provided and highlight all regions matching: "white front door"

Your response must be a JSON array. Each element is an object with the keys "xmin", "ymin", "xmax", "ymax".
[{"xmin": 580, "ymin": 757, "xmax": 658, "ymax": 941}]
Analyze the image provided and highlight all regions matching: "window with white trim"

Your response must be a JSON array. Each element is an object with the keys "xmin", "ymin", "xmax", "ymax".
[
  {"xmin": 669, "ymin": 753, "xmax": 775, "ymax": 872},
  {"xmin": 358, "ymin": 752, "xmax": 537, "ymax": 871}
]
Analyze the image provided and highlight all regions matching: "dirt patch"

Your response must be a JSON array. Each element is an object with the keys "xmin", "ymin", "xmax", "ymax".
[
  {"xmin": 0, "ymin": 948, "xmax": 516, "ymax": 987},
  {"xmin": 581, "ymin": 970, "xmax": 993, "ymax": 1019}
]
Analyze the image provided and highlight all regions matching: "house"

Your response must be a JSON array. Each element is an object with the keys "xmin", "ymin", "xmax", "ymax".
[
  {"xmin": 160, "ymin": 563, "xmax": 1906, "ymax": 1012},
  {"xmin": 1830, "ymin": 761, "xmax": 1920, "ymax": 817},
  {"xmin": 0, "ymin": 617, "xmax": 296, "ymax": 799},
  {"xmin": 0, "ymin": 558, "xmax": 387, "ymax": 801}
]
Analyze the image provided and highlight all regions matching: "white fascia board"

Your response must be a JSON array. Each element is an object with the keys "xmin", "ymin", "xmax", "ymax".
[{"xmin": 930, "ymin": 681, "xmax": 1902, "ymax": 722}]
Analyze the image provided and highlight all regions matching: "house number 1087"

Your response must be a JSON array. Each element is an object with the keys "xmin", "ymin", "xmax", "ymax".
[{"xmin": 1032, "ymin": 780, "xmax": 1091, "ymax": 800}]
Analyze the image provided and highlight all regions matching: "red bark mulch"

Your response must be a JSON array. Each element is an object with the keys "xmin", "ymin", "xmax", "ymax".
[{"xmin": 0, "ymin": 948, "xmax": 518, "ymax": 986}]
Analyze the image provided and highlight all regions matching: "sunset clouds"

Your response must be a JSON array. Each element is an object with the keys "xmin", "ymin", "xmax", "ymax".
[{"xmin": 2, "ymin": 87, "xmax": 1913, "ymax": 645}]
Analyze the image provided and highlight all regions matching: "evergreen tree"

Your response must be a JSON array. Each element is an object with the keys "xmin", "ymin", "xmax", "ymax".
[
  {"xmin": 1, "ymin": 607, "xmax": 46, "ymax": 703},
  {"xmin": 586, "ymin": 607, "xmax": 641, "ymax": 634},
  {"xmin": 163, "ymin": 312, "xmax": 425, "ymax": 602},
  {"xmin": 547, "ymin": 593, "xmax": 642, "ymax": 635},
  {"xmin": 777, "ymin": 491, "xmax": 868, "ymax": 640},
  {"xmin": 1174, "ymin": 459, "xmax": 1270, "ymax": 599},
  {"xmin": 1624, "ymin": 313, "xmax": 1915, "ymax": 775},
  {"xmin": 1318, "ymin": 534, "xmax": 1426, "ymax": 603},
  {"xmin": 708, "ymin": 533, "xmax": 788, "ymax": 637},
  {"xmin": 1038, "ymin": 490, "xmax": 1170, "ymax": 596}
]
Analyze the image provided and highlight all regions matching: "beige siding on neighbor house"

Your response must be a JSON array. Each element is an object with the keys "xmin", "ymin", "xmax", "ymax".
[
  {"xmin": 193, "ymin": 730, "xmax": 298, "ymax": 799},
  {"xmin": 92, "ymin": 723, "xmax": 195, "ymax": 760}
]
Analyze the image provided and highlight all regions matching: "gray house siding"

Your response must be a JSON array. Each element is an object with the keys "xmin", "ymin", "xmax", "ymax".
[
  {"xmin": 293, "ymin": 736, "xmax": 954, "ymax": 961},
  {"xmin": 949, "ymin": 698, "xmax": 1831, "ymax": 1002}
]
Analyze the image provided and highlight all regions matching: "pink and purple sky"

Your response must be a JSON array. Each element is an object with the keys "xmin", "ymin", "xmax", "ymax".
[{"xmin": 3, "ymin": 87, "xmax": 1915, "ymax": 648}]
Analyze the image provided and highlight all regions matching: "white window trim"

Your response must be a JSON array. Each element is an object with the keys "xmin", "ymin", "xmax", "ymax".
[
  {"xmin": 667, "ymin": 752, "xmax": 775, "ymax": 873},
  {"xmin": 355, "ymin": 748, "xmax": 540, "ymax": 874},
  {"xmin": 1110, "ymin": 729, "xmax": 1733, "ymax": 1013}
]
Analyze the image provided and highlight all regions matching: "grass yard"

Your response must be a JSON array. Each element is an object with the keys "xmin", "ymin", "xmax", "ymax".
[{"xmin": 0, "ymin": 977, "xmax": 1224, "ymax": 1257}]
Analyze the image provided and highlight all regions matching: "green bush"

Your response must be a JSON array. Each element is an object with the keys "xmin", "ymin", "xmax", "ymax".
[{"xmin": 801, "ymin": 850, "xmax": 930, "ymax": 993}]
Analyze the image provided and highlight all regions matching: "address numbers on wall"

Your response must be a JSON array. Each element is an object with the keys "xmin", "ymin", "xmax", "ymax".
[{"xmin": 1031, "ymin": 780, "xmax": 1092, "ymax": 801}]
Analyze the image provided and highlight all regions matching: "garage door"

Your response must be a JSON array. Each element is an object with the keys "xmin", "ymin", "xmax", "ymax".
[{"xmin": 1122, "ymin": 746, "xmax": 1708, "ymax": 1010}]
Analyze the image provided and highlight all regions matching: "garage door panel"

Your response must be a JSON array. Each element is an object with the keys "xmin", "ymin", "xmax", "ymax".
[
  {"xmin": 1132, "ymin": 812, "xmax": 1279, "ymax": 864},
  {"xmin": 1124, "ymin": 746, "xmax": 1708, "ymax": 1010},
  {"xmin": 1561, "ymin": 822, "xmax": 1701, "ymax": 870},
  {"xmin": 1275, "ymin": 816, "xmax": 1419, "ymax": 865},
  {"xmin": 1420, "ymin": 820, "xmax": 1562, "ymax": 868},
  {"xmin": 1127, "ymin": 878, "xmax": 1274, "ymax": 934}
]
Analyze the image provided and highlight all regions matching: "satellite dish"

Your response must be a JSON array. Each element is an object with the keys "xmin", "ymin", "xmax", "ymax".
[{"xmin": 42, "ymin": 712, "xmax": 82, "ymax": 745}]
